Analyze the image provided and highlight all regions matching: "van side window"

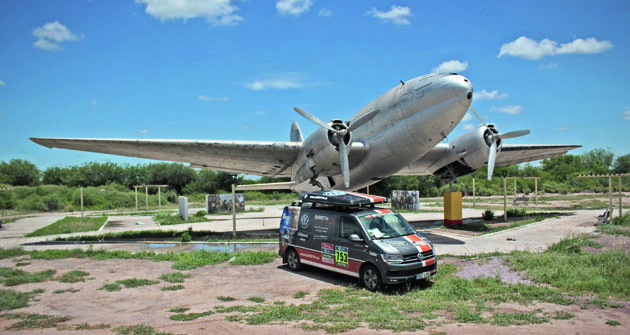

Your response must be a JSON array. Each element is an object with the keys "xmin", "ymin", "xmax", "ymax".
[{"xmin": 339, "ymin": 216, "xmax": 362, "ymax": 239}]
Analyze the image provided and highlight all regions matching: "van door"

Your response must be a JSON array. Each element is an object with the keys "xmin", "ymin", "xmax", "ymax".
[{"xmin": 332, "ymin": 215, "xmax": 367, "ymax": 277}]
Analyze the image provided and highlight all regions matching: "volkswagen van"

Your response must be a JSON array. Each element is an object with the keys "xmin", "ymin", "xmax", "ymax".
[{"xmin": 278, "ymin": 190, "xmax": 436, "ymax": 291}]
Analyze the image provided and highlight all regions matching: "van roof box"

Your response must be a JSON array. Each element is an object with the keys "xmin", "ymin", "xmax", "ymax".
[{"xmin": 301, "ymin": 190, "xmax": 388, "ymax": 206}]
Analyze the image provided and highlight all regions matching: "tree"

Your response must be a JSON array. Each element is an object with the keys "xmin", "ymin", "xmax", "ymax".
[
  {"xmin": 146, "ymin": 163, "xmax": 197, "ymax": 195},
  {"xmin": 613, "ymin": 154, "xmax": 630, "ymax": 174},
  {"xmin": 0, "ymin": 159, "xmax": 40, "ymax": 186}
]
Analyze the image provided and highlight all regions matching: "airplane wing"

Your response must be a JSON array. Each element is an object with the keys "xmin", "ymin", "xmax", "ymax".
[
  {"xmin": 30, "ymin": 138, "xmax": 302, "ymax": 177},
  {"xmin": 494, "ymin": 144, "xmax": 582, "ymax": 167},
  {"xmin": 395, "ymin": 144, "xmax": 581, "ymax": 175}
]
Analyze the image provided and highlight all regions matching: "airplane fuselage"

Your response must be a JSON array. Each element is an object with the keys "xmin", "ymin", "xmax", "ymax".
[{"xmin": 291, "ymin": 73, "xmax": 473, "ymax": 192}]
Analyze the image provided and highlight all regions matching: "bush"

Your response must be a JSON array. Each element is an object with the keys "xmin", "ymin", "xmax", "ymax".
[
  {"xmin": 482, "ymin": 209, "xmax": 494, "ymax": 221},
  {"xmin": 507, "ymin": 208, "xmax": 527, "ymax": 217},
  {"xmin": 194, "ymin": 210, "xmax": 206, "ymax": 218},
  {"xmin": 611, "ymin": 213, "xmax": 630, "ymax": 226}
]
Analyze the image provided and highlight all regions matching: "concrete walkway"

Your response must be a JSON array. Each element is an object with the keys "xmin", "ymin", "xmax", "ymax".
[{"xmin": 0, "ymin": 207, "xmax": 600, "ymax": 255}]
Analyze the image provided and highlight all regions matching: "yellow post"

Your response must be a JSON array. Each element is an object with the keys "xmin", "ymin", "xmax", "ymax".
[{"xmin": 444, "ymin": 192, "xmax": 462, "ymax": 227}]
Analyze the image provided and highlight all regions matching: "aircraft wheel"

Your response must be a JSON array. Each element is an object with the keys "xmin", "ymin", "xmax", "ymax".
[
  {"xmin": 361, "ymin": 264, "xmax": 382, "ymax": 292},
  {"xmin": 286, "ymin": 248, "xmax": 303, "ymax": 271}
]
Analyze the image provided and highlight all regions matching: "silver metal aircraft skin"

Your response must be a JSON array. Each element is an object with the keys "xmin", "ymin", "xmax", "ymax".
[{"xmin": 30, "ymin": 73, "xmax": 580, "ymax": 192}]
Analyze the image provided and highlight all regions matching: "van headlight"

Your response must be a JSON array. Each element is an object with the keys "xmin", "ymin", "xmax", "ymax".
[{"xmin": 380, "ymin": 254, "xmax": 404, "ymax": 264}]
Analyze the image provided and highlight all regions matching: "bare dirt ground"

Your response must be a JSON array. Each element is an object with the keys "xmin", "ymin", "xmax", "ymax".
[{"xmin": 1, "ymin": 251, "xmax": 629, "ymax": 335}]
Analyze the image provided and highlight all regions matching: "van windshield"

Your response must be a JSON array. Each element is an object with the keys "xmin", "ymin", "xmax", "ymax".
[{"xmin": 358, "ymin": 212, "xmax": 416, "ymax": 240}]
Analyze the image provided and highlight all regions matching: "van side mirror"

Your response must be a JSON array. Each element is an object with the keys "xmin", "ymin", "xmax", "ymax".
[{"xmin": 348, "ymin": 234, "xmax": 364, "ymax": 242}]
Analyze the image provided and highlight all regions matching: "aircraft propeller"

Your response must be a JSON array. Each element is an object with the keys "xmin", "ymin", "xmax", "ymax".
[
  {"xmin": 469, "ymin": 105, "xmax": 530, "ymax": 180},
  {"xmin": 294, "ymin": 107, "xmax": 378, "ymax": 188}
]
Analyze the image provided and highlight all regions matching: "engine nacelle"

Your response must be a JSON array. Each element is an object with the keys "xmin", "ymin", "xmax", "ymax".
[
  {"xmin": 292, "ymin": 120, "xmax": 352, "ymax": 185},
  {"xmin": 433, "ymin": 125, "xmax": 499, "ymax": 179}
]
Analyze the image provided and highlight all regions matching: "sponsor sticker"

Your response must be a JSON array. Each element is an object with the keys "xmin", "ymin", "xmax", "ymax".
[
  {"xmin": 335, "ymin": 246, "xmax": 349, "ymax": 268},
  {"xmin": 321, "ymin": 243, "xmax": 335, "ymax": 264}
]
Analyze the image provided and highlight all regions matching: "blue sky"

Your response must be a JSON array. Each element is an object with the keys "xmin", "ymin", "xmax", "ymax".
[{"xmin": 1, "ymin": 0, "xmax": 629, "ymax": 170}]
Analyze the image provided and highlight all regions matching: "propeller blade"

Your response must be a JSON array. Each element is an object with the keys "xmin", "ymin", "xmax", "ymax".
[
  {"xmin": 469, "ymin": 105, "xmax": 486, "ymax": 126},
  {"xmin": 294, "ymin": 107, "xmax": 336, "ymax": 132},
  {"xmin": 338, "ymin": 140, "xmax": 350, "ymax": 188},
  {"xmin": 347, "ymin": 109, "xmax": 380, "ymax": 131},
  {"xmin": 487, "ymin": 141, "xmax": 497, "ymax": 181},
  {"xmin": 498, "ymin": 129, "xmax": 530, "ymax": 140}
]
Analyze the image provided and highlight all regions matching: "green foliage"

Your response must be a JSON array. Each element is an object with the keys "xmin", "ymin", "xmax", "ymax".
[
  {"xmin": 161, "ymin": 285, "xmax": 185, "ymax": 291},
  {"xmin": 491, "ymin": 312, "xmax": 549, "ymax": 326},
  {"xmin": 54, "ymin": 229, "xmax": 217, "ymax": 242},
  {"xmin": 293, "ymin": 291, "xmax": 309, "ymax": 299},
  {"xmin": 55, "ymin": 270, "xmax": 89, "ymax": 283},
  {"xmin": 248, "ymin": 296, "xmax": 265, "ymax": 303},
  {"xmin": 217, "ymin": 296, "xmax": 237, "ymax": 302},
  {"xmin": 506, "ymin": 208, "xmax": 527, "ymax": 217},
  {"xmin": 99, "ymin": 278, "xmax": 158, "ymax": 291},
  {"xmin": 25, "ymin": 216, "xmax": 107, "ymax": 237},
  {"xmin": 0, "ymin": 289, "xmax": 39, "ymax": 311},
  {"xmin": 0, "ymin": 267, "xmax": 56, "ymax": 286},
  {"xmin": 606, "ymin": 320, "xmax": 621, "ymax": 326},
  {"xmin": 611, "ymin": 212, "xmax": 630, "ymax": 226},
  {"xmin": 113, "ymin": 324, "xmax": 177, "ymax": 335},
  {"xmin": 613, "ymin": 154, "xmax": 630, "ymax": 173},
  {"xmin": 509, "ymin": 235, "xmax": 630, "ymax": 298},
  {"xmin": 170, "ymin": 310, "xmax": 214, "ymax": 321},
  {"xmin": 482, "ymin": 209, "xmax": 494, "ymax": 221},
  {"xmin": 0, "ymin": 159, "xmax": 40, "ymax": 186},
  {"xmin": 230, "ymin": 251, "xmax": 278, "ymax": 265},
  {"xmin": 1, "ymin": 312, "xmax": 71, "ymax": 331},
  {"xmin": 194, "ymin": 210, "xmax": 206, "ymax": 217},
  {"xmin": 159, "ymin": 272, "xmax": 192, "ymax": 283},
  {"xmin": 154, "ymin": 214, "xmax": 209, "ymax": 225},
  {"xmin": 169, "ymin": 307, "xmax": 190, "ymax": 313}
]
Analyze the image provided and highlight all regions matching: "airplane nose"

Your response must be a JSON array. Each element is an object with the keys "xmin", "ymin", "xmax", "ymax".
[{"xmin": 447, "ymin": 74, "xmax": 473, "ymax": 106}]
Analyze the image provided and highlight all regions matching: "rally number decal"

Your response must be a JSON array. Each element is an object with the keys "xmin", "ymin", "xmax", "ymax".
[{"xmin": 335, "ymin": 246, "xmax": 349, "ymax": 267}]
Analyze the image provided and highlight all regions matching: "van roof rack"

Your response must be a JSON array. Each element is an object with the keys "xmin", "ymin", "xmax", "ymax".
[{"xmin": 301, "ymin": 190, "xmax": 388, "ymax": 206}]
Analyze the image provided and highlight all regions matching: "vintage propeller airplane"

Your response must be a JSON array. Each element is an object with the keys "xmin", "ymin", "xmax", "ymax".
[{"xmin": 30, "ymin": 73, "xmax": 579, "ymax": 192}]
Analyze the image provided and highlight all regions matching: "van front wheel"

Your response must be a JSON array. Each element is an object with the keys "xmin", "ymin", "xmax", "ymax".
[
  {"xmin": 286, "ymin": 248, "xmax": 303, "ymax": 271},
  {"xmin": 361, "ymin": 264, "xmax": 382, "ymax": 291}
]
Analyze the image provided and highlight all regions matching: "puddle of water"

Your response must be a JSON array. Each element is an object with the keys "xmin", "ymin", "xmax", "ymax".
[{"xmin": 140, "ymin": 243, "xmax": 277, "ymax": 253}]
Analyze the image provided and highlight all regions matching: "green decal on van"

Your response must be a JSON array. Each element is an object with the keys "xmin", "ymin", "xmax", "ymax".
[{"xmin": 335, "ymin": 246, "xmax": 349, "ymax": 267}]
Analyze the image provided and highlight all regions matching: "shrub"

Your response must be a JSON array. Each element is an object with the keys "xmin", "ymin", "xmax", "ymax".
[
  {"xmin": 194, "ymin": 210, "xmax": 206, "ymax": 218},
  {"xmin": 482, "ymin": 209, "xmax": 494, "ymax": 221}
]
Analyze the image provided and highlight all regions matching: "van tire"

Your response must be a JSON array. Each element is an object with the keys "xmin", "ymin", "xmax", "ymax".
[
  {"xmin": 361, "ymin": 264, "xmax": 382, "ymax": 291},
  {"xmin": 286, "ymin": 248, "xmax": 303, "ymax": 271}
]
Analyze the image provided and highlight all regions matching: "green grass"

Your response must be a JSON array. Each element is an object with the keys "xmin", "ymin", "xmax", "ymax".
[
  {"xmin": 0, "ymin": 288, "xmax": 43, "ymax": 311},
  {"xmin": 248, "ymin": 296, "xmax": 265, "ymax": 303},
  {"xmin": 169, "ymin": 307, "xmax": 190, "ymax": 313},
  {"xmin": 159, "ymin": 272, "xmax": 192, "ymax": 283},
  {"xmin": 0, "ymin": 267, "xmax": 56, "ymax": 286},
  {"xmin": 230, "ymin": 251, "xmax": 278, "ymax": 265},
  {"xmin": 553, "ymin": 311, "xmax": 575, "ymax": 320},
  {"xmin": 15, "ymin": 261, "xmax": 30, "ymax": 267},
  {"xmin": 170, "ymin": 310, "xmax": 214, "ymax": 321},
  {"xmin": 113, "ymin": 324, "xmax": 177, "ymax": 335},
  {"xmin": 491, "ymin": 312, "xmax": 549, "ymax": 326},
  {"xmin": 55, "ymin": 270, "xmax": 89, "ymax": 283},
  {"xmin": 54, "ymin": 229, "xmax": 218, "ymax": 242},
  {"xmin": 161, "ymin": 285, "xmax": 185, "ymax": 291},
  {"xmin": 597, "ymin": 225, "xmax": 630, "ymax": 237},
  {"xmin": 217, "ymin": 296, "xmax": 237, "ymax": 302},
  {"xmin": 56, "ymin": 322, "xmax": 111, "ymax": 331},
  {"xmin": 25, "ymin": 216, "xmax": 107, "ymax": 237},
  {"xmin": 99, "ymin": 278, "xmax": 159, "ymax": 292},
  {"xmin": 445, "ymin": 216, "xmax": 549, "ymax": 235},
  {"xmin": 53, "ymin": 288, "xmax": 80, "ymax": 294},
  {"xmin": 215, "ymin": 264, "xmax": 577, "ymax": 332},
  {"xmin": 293, "ymin": 291, "xmax": 309, "ymax": 299},
  {"xmin": 509, "ymin": 234, "xmax": 630, "ymax": 298},
  {"xmin": 606, "ymin": 320, "xmax": 621, "ymax": 326},
  {"xmin": 0, "ymin": 312, "xmax": 72, "ymax": 331}
]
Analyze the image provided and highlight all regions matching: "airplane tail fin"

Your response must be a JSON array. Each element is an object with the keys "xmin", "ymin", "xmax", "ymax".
[{"xmin": 290, "ymin": 121, "xmax": 304, "ymax": 142}]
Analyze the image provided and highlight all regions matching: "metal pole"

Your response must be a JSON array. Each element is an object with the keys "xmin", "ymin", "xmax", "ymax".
[
  {"xmin": 619, "ymin": 176, "xmax": 623, "ymax": 217},
  {"xmin": 535, "ymin": 178, "xmax": 538, "ymax": 206},
  {"xmin": 514, "ymin": 178, "xmax": 517, "ymax": 196},
  {"xmin": 504, "ymin": 177, "xmax": 507, "ymax": 222},
  {"xmin": 80, "ymin": 187, "xmax": 84, "ymax": 223},
  {"xmin": 472, "ymin": 176, "xmax": 476, "ymax": 208},
  {"xmin": 609, "ymin": 176, "xmax": 613, "ymax": 223},
  {"xmin": 158, "ymin": 186, "xmax": 161, "ymax": 210},
  {"xmin": 135, "ymin": 187, "xmax": 138, "ymax": 212},
  {"xmin": 145, "ymin": 186, "xmax": 149, "ymax": 211},
  {"xmin": 232, "ymin": 184, "xmax": 236, "ymax": 237}
]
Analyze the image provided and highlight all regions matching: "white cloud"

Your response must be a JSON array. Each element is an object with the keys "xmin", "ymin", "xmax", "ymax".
[
  {"xmin": 624, "ymin": 111, "xmax": 630, "ymax": 120},
  {"xmin": 245, "ymin": 73, "xmax": 311, "ymax": 91},
  {"xmin": 198, "ymin": 95, "xmax": 229, "ymax": 101},
  {"xmin": 462, "ymin": 113, "xmax": 472, "ymax": 122},
  {"xmin": 431, "ymin": 60, "xmax": 468, "ymax": 74},
  {"xmin": 136, "ymin": 0, "xmax": 243, "ymax": 26},
  {"xmin": 367, "ymin": 5, "xmax": 412, "ymax": 25},
  {"xmin": 276, "ymin": 0, "xmax": 313, "ymax": 17},
  {"xmin": 0, "ymin": 80, "xmax": 5, "ymax": 86},
  {"xmin": 138, "ymin": 129, "xmax": 149, "ymax": 134},
  {"xmin": 491, "ymin": 105, "xmax": 523, "ymax": 115},
  {"xmin": 32, "ymin": 21, "xmax": 83, "ymax": 51},
  {"xmin": 462, "ymin": 124, "xmax": 476, "ymax": 131},
  {"xmin": 318, "ymin": 7, "xmax": 332, "ymax": 17},
  {"xmin": 498, "ymin": 36, "xmax": 613, "ymax": 60},
  {"xmin": 474, "ymin": 89, "xmax": 508, "ymax": 101}
]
